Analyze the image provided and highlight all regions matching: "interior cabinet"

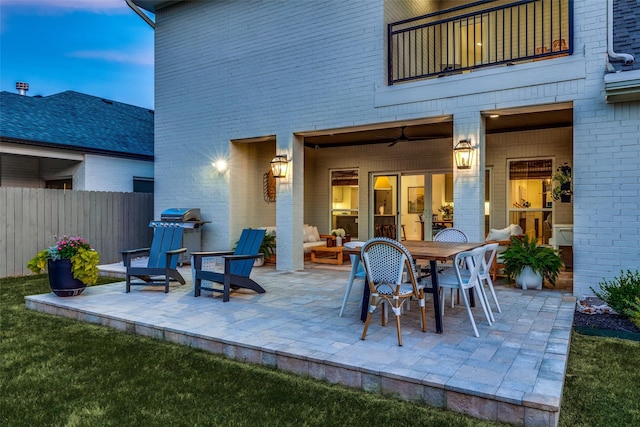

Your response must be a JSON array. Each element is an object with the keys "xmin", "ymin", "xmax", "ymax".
[
  {"xmin": 445, "ymin": 174, "xmax": 453, "ymax": 202},
  {"xmin": 332, "ymin": 186, "xmax": 343, "ymax": 202}
]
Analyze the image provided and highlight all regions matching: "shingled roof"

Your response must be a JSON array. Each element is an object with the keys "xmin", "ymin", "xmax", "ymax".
[
  {"xmin": 0, "ymin": 90, "xmax": 154, "ymax": 160},
  {"xmin": 613, "ymin": 0, "xmax": 640, "ymax": 71}
]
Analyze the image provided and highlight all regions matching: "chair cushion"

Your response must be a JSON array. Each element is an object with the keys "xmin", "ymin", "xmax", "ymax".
[
  {"xmin": 303, "ymin": 225, "xmax": 314, "ymax": 242},
  {"xmin": 376, "ymin": 283, "xmax": 415, "ymax": 296},
  {"xmin": 486, "ymin": 227, "xmax": 511, "ymax": 241},
  {"xmin": 312, "ymin": 226, "xmax": 321, "ymax": 241},
  {"xmin": 486, "ymin": 223, "xmax": 524, "ymax": 241}
]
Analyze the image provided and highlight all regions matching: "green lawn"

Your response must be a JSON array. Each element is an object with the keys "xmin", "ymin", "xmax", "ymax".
[{"xmin": 2, "ymin": 275, "xmax": 639, "ymax": 426}]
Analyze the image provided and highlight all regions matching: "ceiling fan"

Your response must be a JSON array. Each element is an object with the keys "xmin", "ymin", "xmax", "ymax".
[{"xmin": 388, "ymin": 127, "xmax": 411, "ymax": 146}]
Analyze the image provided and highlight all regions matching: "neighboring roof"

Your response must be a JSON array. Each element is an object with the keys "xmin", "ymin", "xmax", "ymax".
[
  {"xmin": 613, "ymin": 0, "xmax": 640, "ymax": 71},
  {"xmin": 0, "ymin": 90, "xmax": 153, "ymax": 160}
]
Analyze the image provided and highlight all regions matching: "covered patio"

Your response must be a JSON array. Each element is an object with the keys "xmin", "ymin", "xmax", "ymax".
[{"xmin": 26, "ymin": 262, "xmax": 575, "ymax": 426}]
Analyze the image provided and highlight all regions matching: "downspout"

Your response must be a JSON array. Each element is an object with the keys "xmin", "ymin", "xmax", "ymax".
[
  {"xmin": 125, "ymin": 0, "xmax": 155, "ymax": 29},
  {"xmin": 607, "ymin": 0, "xmax": 634, "ymax": 65}
]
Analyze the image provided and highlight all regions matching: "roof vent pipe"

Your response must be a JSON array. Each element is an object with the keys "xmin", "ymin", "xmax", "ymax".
[
  {"xmin": 608, "ymin": 0, "xmax": 634, "ymax": 65},
  {"xmin": 16, "ymin": 82, "xmax": 29, "ymax": 95}
]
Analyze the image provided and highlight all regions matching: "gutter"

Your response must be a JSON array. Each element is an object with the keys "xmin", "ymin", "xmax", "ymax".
[
  {"xmin": 125, "ymin": 0, "xmax": 155, "ymax": 29},
  {"xmin": 607, "ymin": 0, "xmax": 634, "ymax": 65}
]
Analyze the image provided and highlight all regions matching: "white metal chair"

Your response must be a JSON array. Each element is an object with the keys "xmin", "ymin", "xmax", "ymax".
[
  {"xmin": 440, "ymin": 242, "xmax": 501, "ymax": 322},
  {"xmin": 433, "ymin": 227, "xmax": 468, "ymax": 306},
  {"xmin": 360, "ymin": 238, "xmax": 426, "ymax": 346},
  {"xmin": 478, "ymin": 243, "xmax": 501, "ymax": 315},
  {"xmin": 436, "ymin": 246, "xmax": 492, "ymax": 337},
  {"xmin": 339, "ymin": 242, "xmax": 366, "ymax": 317}
]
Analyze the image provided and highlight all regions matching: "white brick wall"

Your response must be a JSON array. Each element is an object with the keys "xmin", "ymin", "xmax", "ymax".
[
  {"xmin": 153, "ymin": 0, "xmax": 639, "ymax": 295},
  {"xmin": 82, "ymin": 155, "xmax": 153, "ymax": 193}
]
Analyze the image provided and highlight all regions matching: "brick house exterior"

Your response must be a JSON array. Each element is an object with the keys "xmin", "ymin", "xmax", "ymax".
[
  {"xmin": 0, "ymin": 90, "xmax": 154, "ymax": 192},
  {"xmin": 133, "ymin": 0, "xmax": 639, "ymax": 297}
]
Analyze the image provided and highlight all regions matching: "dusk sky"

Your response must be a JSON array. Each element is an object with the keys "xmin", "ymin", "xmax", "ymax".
[{"xmin": 0, "ymin": 0, "xmax": 154, "ymax": 109}]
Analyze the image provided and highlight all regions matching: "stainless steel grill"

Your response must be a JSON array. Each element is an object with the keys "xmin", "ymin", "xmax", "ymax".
[{"xmin": 150, "ymin": 208, "xmax": 208, "ymax": 264}]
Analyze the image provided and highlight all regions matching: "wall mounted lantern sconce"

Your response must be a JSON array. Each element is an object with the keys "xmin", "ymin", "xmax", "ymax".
[
  {"xmin": 212, "ymin": 159, "xmax": 228, "ymax": 174},
  {"xmin": 454, "ymin": 139, "xmax": 473, "ymax": 170},
  {"xmin": 270, "ymin": 155, "xmax": 288, "ymax": 178}
]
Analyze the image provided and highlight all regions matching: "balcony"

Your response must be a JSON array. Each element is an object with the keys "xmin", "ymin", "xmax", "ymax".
[{"xmin": 388, "ymin": 0, "xmax": 573, "ymax": 85}]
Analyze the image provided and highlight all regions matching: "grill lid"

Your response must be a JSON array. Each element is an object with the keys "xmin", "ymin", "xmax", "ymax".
[{"xmin": 160, "ymin": 208, "xmax": 201, "ymax": 221}]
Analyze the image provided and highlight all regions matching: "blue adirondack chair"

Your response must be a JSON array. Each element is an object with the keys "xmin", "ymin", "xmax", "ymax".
[
  {"xmin": 192, "ymin": 228, "xmax": 266, "ymax": 302},
  {"xmin": 121, "ymin": 223, "xmax": 187, "ymax": 293}
]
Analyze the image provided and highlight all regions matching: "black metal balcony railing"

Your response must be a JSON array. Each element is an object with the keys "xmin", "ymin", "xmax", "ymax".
[{"xmin": 388, "ymin": 0, "xmax": 573, "ymax": 85}]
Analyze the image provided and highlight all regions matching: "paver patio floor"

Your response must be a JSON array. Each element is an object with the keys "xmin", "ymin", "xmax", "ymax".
[{"xmin": 26, "ymin": 261, "xmax": 575, "ymax": 427}]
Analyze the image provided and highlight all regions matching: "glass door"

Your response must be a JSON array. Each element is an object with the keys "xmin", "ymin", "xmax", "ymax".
[
  {"xmin": 371, "ymin": 174, "xmax": 399, "ymax": 239},
  {"xmin": 331, "ymin": 169, "xmax": 359, "ymax": 239},
  {"xmin": 400, "ymin": 174, "xmax": 426, "ymax": 241},
  {"xmin": 507, "ymin": 159, "xmax": 553, "ymax": 244}
]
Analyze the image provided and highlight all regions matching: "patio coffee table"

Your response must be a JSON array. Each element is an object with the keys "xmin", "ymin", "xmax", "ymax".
[{"xmin": 310, "ymin": 245, "xmax": 348, "ymax": 265}]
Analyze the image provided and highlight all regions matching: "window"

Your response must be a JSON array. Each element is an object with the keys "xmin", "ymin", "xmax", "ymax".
[
  {"xmin": 331, "ymin": 169, "xmax": 358, "ymax": 238},
  {"xmin": 508, "ymin": 159, "xmax": 553, "ymax": 244},
  {"xmin": 46, "ymin": 178, "xmax": 72, "ymax": 190},
  {"xmin": 133, "ymin": 177, "xmax": 154, "ymax": 193}
]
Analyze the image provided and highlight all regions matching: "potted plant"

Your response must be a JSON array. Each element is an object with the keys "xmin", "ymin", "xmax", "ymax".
[
  {"xmin": 258, "ymin": 232, "xmax": 276, "ymax": 265},
  {"xmin": 27, "ymin": 235, "xmax": 100, "ymax": 296},
  {"xmin": 438, "ymin": 204, "xmax": 453, "ymax": 220},
  {"xmin": 501, "ymin": 235, "xmax": 563, "ymax": 290},
  {"xmin": 331, "ymin": 228, "xmax": 346, "ymax": 246},
  {"xmin": 551, "ymin": 162, "xmax": 572, "ymax": 203}
]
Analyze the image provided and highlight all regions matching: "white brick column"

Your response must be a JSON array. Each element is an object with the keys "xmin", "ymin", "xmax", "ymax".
[
  {"xmin": 453, "ymin": 112, "xmax": 485, "ymax": 242},
  {"xmin": 275, "ymin": 132, "xmax": 305, "ymax": 271}
]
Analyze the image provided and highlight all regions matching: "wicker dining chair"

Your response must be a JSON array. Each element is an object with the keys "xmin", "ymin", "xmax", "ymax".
[{"xmin": 360, "ymin": 238, "xmax": 426, "ymax": 346}]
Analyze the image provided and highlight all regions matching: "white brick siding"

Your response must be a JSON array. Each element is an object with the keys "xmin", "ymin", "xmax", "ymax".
[{"xmin": 153, "ymin": 0, "xmax": 639, "ymax": 296}]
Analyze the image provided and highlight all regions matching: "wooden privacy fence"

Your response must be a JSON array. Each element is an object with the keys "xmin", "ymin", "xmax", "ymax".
[{"xmin": 0, "ymin": 187, "xmax": 154, "ymax": 278}]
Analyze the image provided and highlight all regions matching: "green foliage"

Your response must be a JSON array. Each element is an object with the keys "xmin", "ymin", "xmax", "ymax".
[
  {"xmin": 70, "ymin": 247, "xmax": 100, "ymax": 285},
  {"xmin": 501, "ymin": 234, "xmax": 563, "ymax": 285},
  {"xmin": 627, "ymin": 297, "xmax": 640, "ymax": 329},
  {"xmin": 26, "ymin": 235, "xmax": 100, "ymax": 285},
  {"xmin": 259, "ymin": 232, "xmax": 276, "ymax": 260},
  {"xmin": 26, "ymin": 249, "xmax": 51, "ymax": 274},
  {"xmin": 591, "ymin": 269, "xmax": 640, "ymax": 316},
  {"xmin": 551, "ymin": 162, "xmax": 572, "ymax": 201}
]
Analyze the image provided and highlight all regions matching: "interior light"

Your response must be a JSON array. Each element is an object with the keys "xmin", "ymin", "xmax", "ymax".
[{"xmin": 373, "ymin": 176, "xmax": 392, "ymax": 190}]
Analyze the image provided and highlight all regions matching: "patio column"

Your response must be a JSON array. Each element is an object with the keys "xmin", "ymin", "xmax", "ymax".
[
  {"xmin": 275, "ymin": 131, "xmax": 305, "ymax": 271},
  {"xmin": 453, "ymin": 112, "xmax": 485, "ymax": 242}
]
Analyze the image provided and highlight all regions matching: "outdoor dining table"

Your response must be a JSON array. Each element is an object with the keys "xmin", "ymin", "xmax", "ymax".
[{"xmin": 344, "ymin": 240, "xmax": 484, "ymax": 333}]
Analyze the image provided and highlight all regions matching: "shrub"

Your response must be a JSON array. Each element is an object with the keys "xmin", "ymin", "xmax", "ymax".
[
  {"xmin": 627, "ymin": 297, "xmax": 640, "ymax": 329},
  {"xmin": 591, "ymin": 269, "xmax": 640, "ymax": 316}
]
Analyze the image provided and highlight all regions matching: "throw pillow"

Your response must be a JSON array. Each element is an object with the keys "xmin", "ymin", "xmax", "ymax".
[{"xmin": 486, "ymin": 227, "xmax": 511, "ymax": 241}]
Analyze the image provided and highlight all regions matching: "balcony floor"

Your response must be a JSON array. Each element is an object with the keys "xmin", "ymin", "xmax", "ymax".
[{"xmin": 26, "ymin": 261, "xmax": 575, "ymax": 427}]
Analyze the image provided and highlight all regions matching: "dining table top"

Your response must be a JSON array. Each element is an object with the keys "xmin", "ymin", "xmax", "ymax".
[{"xmin": 343, "ymin": 240, "xmax": 484, "ymax": 262}]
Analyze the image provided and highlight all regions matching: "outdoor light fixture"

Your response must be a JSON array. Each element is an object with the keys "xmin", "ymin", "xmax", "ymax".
[
  {"xmin": 270, "ymin": 155, "xmax": 288, "ymax": 178},
  {"xmin": 454, "ymin": 139, "xmax": 473, "ymax": 170},
  {"xmin": 212, "ymin": 159, "xmax": 228, "ymax": 173}
]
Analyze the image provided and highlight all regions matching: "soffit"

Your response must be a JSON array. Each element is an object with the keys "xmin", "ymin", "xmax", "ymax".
[
  {"xmin": 132, "ymin": 0, "xmax": 181, "ymax": 13},
  {"xmin": 303, "ymin": 107, "xmax": 573, "ymax": 149}
]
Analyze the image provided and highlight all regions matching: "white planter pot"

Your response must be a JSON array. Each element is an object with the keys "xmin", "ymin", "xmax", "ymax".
[
  {"xmin": 253, "ymin": 255, "xmax": 265, "ymax": 267},
  {"xmin": 516, "ymin": 266, "xmax": 543, "ymax": 290}
]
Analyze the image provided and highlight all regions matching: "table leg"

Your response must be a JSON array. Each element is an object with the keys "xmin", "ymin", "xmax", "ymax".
[{"xmin": 430, "ymin": 260, "xmax": 443, "ymax": 333}]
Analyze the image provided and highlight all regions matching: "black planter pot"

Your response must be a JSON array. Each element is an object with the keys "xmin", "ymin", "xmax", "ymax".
[
  {"xmin": 560, "ymin": 194, "xmax": 572, "ymax": 203},
  {"xmin": 47, "ymin": 259, "xmax": 86, "ymax": 297}
]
